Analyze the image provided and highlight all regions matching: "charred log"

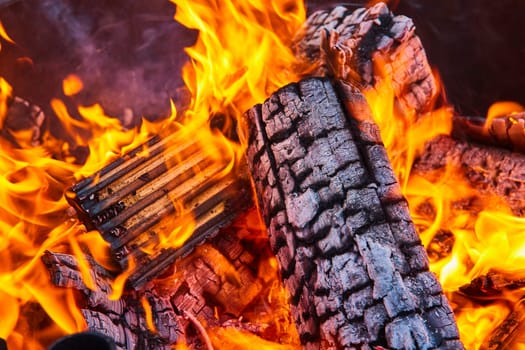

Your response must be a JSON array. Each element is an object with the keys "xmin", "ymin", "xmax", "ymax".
[
  {"xmin": 459, "ymin": 270, "xmax": 525, "ymax": 299},
  {"xmin": 42, "ymin": 250, "xmax": 178, "ymax": 350},
  {"xmin": 243, "ymin": 77, "xmax": 462, "ymax": 349},
  {"xmin": 453, "ymin": 113, "xmax": 525, "ymax": 154},
  {"xmin": 293, "ymin": 3, "xmax": 437, "ymax": 114},
  {"xmin": 42, "ymin": 222, "xmax": 293, "ymax": 350},
  {"xmin": 67, "ymin": 131, "xmax": 253, "ymax": 289},
  {"xmin": 414, "ymin": 135, "xmax": 525, "ymax": 216}
]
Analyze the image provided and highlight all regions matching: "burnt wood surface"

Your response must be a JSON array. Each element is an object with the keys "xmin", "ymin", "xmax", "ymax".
[
  {"xmin": 243, "ymin": 77, "xmax": 462, "ymax": 349},
  {"xmin": 415, "ymin": 135, "xmax": 525, "ymax": 216},
  {"xmin": 482, "ymin": 298, "xmax": 525, "ymax": 350},
  {"xmin": 42, "ymin": 220, "xmax": 294, "ymax": 350},
  {"xmin": 2, "ymin": 96, "xmax": 45, "ymax": 147},
  {"xmin": 293, "ymin": 3, "xmax": 437, "ymax": 115},
  {"xmin": 453, "ymin": 113, "xmax": 525, "ymax": 154},
  {"xmin": 67, "ymin": 131, "xmax": 252, "ymax": 289}
]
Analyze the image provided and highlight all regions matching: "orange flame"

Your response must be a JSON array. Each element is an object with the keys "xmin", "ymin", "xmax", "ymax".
[
  {"xmin": 0, "ymin": 71, "xmax": 155, "ymax": 348},
  {"xmin": 485, "ymin": 101, "xmax": 525, "ymax": 127},
  {"xmin": 62, "ymin": 74, "xmax": 84, "ymax": 97},
  {"xmin": 0, "ymin": 20, "xmax": 15, "ymax": 44},
  {"xmin": 1, "ymin": 0, "xmax": 306, "ymax": 347},
  {"xmin": 364, "ymin": 52, "xmax": 525, "ymax": 348}
]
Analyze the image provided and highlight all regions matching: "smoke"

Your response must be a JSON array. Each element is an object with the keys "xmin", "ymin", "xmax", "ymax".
[
  {"xmin": 0, "ymin": 0, "xmax": 196, "ymax": 123},
  {"xmin": 0, "ymin": 0, "xmax": 524, "ymax": 119}
]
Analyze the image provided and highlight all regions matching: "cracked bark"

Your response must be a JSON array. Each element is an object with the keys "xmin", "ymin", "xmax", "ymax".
[
  {"xmin": 243, "ymin": 77, "xmax": 462, "ymax": 349},
  {"xmin": 293, "ymin": 2, "xmax": 437, "ymax": 115}
]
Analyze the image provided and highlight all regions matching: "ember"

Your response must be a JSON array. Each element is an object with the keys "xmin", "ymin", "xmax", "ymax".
[{"xmin": 1, "ymin": 0, "xmax": 525, "ymax": 349}]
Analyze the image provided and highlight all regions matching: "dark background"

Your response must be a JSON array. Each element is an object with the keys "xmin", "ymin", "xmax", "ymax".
[{"xmin": 0, "ymin": 0, "xmax": 524, "ymax": 120}]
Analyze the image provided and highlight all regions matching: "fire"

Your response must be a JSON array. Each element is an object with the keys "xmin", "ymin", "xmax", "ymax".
[
  {"xmin": 172, "ymin": 0, "xmax": 304, "ymax": 128},
  {"xmin": 485, "ymin": 101, "xmax": 525, "ymax": 127},
  {"xmin": 0, "ymin": 0, "xmax": 305, "ymax": 348},
  {"xmin": 0, "ymin": 70, "xmax": 154, "ymax": 347},
  {"xmin": 364, "ymin": 55, "xmax": 525, "ymax": 348},
  {"xmin": 2, "ymin": 0, "xmax": 522, "ymax": 348}
]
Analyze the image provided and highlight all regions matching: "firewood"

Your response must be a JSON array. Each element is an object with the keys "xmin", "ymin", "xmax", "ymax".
[
  {"xmin": 67, "ymin": 131, "xmax": 253, "ymax": 289},
  {"xmin": 42, "ymin": 225, "xmax": 291, "ymax": 350},
  {"xmin": 42, "ymin": 250, "xmax": 177, "ymax": 350},
  {"xmin": 482, "ymin": 298, "xmax": 525, "ymax": 350},
  {"xmin": 453, "ymin": 113, "xmax": 525, "ymax": 154},
  {"xmin": 243, "ymin": 77, "xmax": 462, "ymax": 349},
  {"xmin": 459, "ymin": 270, "xmax": 525, "ymax": 299},
  {"xmin": 293, "ymin": 3, "xmax": 437, "ymax": 114},
  {"xmin": 414, "ymin": 135, "xmax": 525, "ymax": 216}
]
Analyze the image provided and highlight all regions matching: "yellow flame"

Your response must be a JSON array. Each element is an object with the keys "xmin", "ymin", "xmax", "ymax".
[
  {"xmin": 0, "ymin": 77, "xmax": 12, "ymax": 129},
  {"xmin": 140, "ymin": 296, "xmax": 157, "ymax": 333},
  {"xmin": 0, "ymin": 20, "xmax": 15, "ymax": 44},
  {"xmin": 485, "ymin": 101, "xmax": 525, "ymax": 127},
  {"xmin": 364, "ymin": 47, "xmax": 525, "ymax": 348}
]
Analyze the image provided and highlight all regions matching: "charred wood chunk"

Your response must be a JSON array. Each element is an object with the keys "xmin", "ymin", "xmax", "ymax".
[
  {"xmin": 482, "ymin": 298, "xmax": 525, "ymax": 350},
  {"xmin": 459, "ymin": 270, "xmax": 525, "ymax": 299},
  {"xmin": 453, "ymin": 113, "xmax": 525, "ymax": 154},
  {"xmin": 66, "ymin": 130, "xmax": 253, "ymax": 289},
  {"xmin": 42, "ymin": 223, "xmax": 295, "ymax": 350},
  {"xmin": 293, "ymin": 3, "xmax": 437, "ymax": 114},
  {"xmin": 42, "ymin": 250, "xmax": 183, "ymax": 350},
  {"xmin": 244, "ymin": 77, "xmax": 462, "ymax": 349},
  {"xmin": 2, "ymin": 96, "xmax": 45, "ymax": 147},
  {"xmin": 415, "ymin": 134, "xmax": 525, "ymax": 216}
]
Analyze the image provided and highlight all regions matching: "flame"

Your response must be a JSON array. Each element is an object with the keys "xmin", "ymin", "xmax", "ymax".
[
  {"xmin": 0, "ymin": 76, "xmax": 12, "ymax": 129},
  {"xmin": 485, "ymin": 101, "xmax": 525, "ymax": 127},
  {"xmin": 0, "ymin": 20, "xmax": 15, "ymax": 44},
  {"xmin": 0, "ymin": 72, "xmax": 154, "ymax": 348},
  {"xmin": 172, "ymin": 0, "xmax": 304, "ymax": 129},
  {"xmin": 1, "ymin": 0, "xmax": 305, "ymax": 347},
  {"xmin": 209, "ymin": 327, "xmax": 298, "ymax": 350},
  {"xmin": 364, "ymin": 52, "xmax": 525, "ymax": 348},
  {"xmin": 62, "ymin": 74, "xmax": 84, "ymax": 97}
]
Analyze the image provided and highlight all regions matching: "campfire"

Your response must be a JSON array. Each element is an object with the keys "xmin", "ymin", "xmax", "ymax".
[{"xmin": 1, "ymin": 0, "xmax": 525, "ymax": 349}]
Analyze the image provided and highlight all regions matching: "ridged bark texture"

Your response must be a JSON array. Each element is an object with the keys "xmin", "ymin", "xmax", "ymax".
[
  {"xmin": 293, "ymin": 3, "xmax": 437, "ymax": 115},
  {"xmin": 244, "ymin": 77, "xmax": 462, "ymax": 349}
]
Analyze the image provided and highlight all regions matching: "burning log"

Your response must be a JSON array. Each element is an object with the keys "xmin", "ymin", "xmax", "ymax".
[
  {"xmin": 42, "ymin": 226, "xmax": 290, "ymax": 350},
  {"xmin": 243, "ymin": 77, "xmax": 462, "ymax": 349},
  {"xmin": 482, "ymin": 298, "xmax": 525, "ymax": 350},
  {"xmin": 66, "ymin": 131, "xmax": 253, "ymax": 289},
  {"xmin": 453, "ymin": 113, "xmax": 525, "ymax": 154},
  {"xmin": 414, "ymin": 134, "xmax": 525, "ymax": 216},
  {"xmin": 459, "ymin": 270, "xmax": 525, "ymax": 299},
  {"xmin": 293, "ymin": 2, "xmax": 437, "ymax": 114}
]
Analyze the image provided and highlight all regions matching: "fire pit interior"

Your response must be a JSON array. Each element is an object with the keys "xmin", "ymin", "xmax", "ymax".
[{"xmin": 1, "ymin": 0, "xmax": 525, "ymax": 349}]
